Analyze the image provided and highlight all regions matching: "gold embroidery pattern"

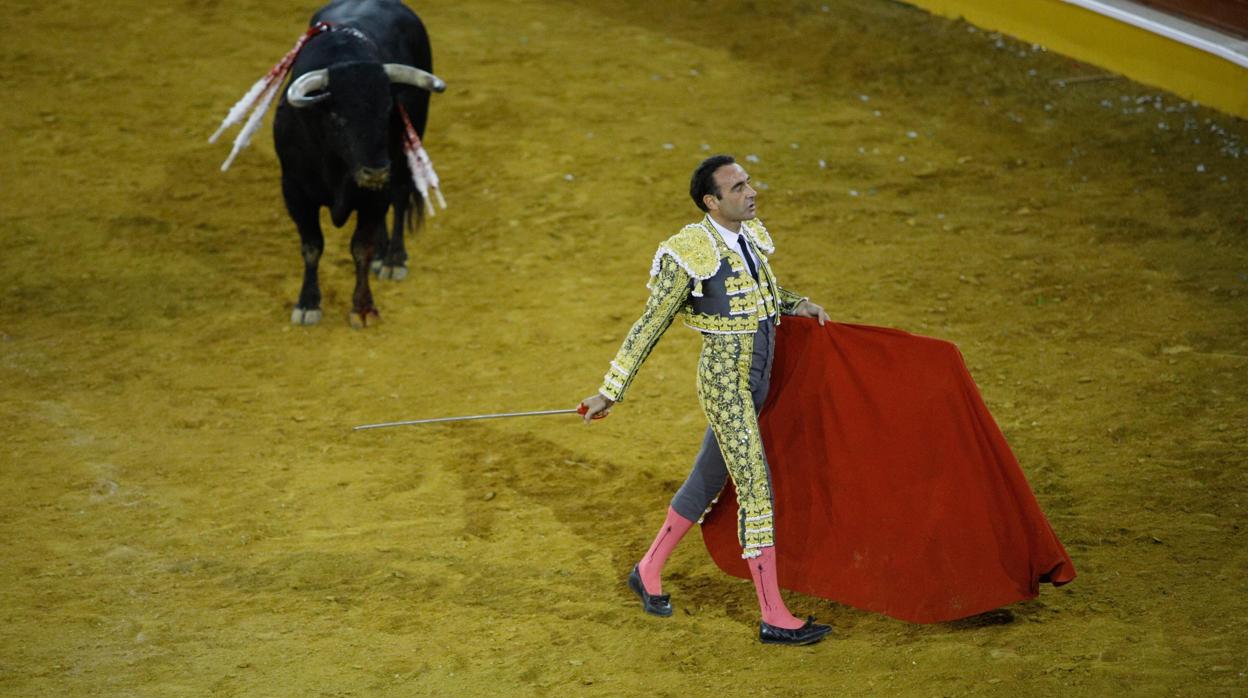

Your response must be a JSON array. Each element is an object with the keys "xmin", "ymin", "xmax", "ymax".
[
  {"xmin": 683, "ymin": 312, "xmax": 761, "ymax": 334},
  {"xmin": 681, "ymin": 223, "xmax": 782, "ymax": 332},
  {"xmin": 755, "ymin": 260, "xmax": 783, "ymax": 319},
  {"xmin": 742, "ymin": 218, "xmax": 775, "ymax": 255},
  {"xmin": 727, "ymin": 295, "xmax": 755, "ymax": 316},
  {"xmin": 776, "ymin": 286, "xmax": 807, "ymax": 315},
  {"xmin": 650, "ymin": 224, "xmax": 721, "ymax": 281},
  {"xmin": 600, "ymin": 254, "xmax": 690, "ymax": 402},
  {"xmin": 696, "ymin": 331, "xmax": 775, "ymax": 558},
  {"xmin": 724, "ymin": 273, "xmax": 753, "ymax": 296}
]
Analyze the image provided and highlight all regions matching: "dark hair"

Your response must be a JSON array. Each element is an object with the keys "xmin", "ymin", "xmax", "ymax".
[{"xmin": 690, "ymin": 154, "xmax": 736, "ymax": 212}]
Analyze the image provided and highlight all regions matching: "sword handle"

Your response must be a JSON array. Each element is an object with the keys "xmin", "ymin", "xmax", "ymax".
[{"xmin": 578, "ymin": 402, "xmax": 608, "ymax": 420}]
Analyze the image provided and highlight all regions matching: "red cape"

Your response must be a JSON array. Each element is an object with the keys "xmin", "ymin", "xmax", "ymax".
[{"xmin": 701, "ymin": 319, "xmax": 1075, "ymax": 623}]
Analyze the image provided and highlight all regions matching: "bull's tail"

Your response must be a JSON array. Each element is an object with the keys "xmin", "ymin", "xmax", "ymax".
[{"xmin": 405, "ymin": 192, "xmax": 426, "ymax": 235}]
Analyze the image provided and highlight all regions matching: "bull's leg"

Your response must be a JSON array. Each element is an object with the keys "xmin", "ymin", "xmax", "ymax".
[
  {"xmin": 376, "ymin": 195, "xmax": 410, "ymax": 281},
  {"xmin": 369, "ymin": 211, "xmax": 394, "ymax": 278},
  {"xmin": 285, "ymin": 184, "xmax": 325, "ymax": 326},
  {"xmin": 349, "ymin": 203, "xmax": 386, "ymax": 328}
]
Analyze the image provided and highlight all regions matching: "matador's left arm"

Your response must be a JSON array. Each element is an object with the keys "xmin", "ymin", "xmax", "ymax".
[
  {"xmin": 775, "ymin": 285, "xmax": 809, "ymax": 315},
  {"xmin": 775, "ymin": 281, "xmax": 829, "ymax": 324}
]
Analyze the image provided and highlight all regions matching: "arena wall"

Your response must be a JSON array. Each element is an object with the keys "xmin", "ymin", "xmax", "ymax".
[{"xmin": 905, "ymin": 0, "xmax": 1248, "ymax": 118}]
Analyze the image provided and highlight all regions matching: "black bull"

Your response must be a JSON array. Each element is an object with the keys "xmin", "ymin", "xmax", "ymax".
[{"xmin": 274, "ymin": 0, "xmax": 444, "ymax": 327}]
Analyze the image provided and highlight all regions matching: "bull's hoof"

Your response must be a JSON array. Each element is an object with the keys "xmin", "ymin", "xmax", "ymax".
[
  {"xmin": 369, "ymin": 259, "xmax": 384, "ymax": 276},
  {"xmin": 378, "ymin": 264, "xmax": 408, "ymax": 281},
  {"xmin": 349, "ymin": 308, "xmax": 381, "ymax": 329},
  {"xmin": 291, "ymin": 307, "xmax": 323, "ymax": 325}
]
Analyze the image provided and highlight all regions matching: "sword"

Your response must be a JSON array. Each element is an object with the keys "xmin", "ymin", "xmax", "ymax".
[{"xmin": 353, "ymin": 403, "xmax": 606, "ymax": 431}]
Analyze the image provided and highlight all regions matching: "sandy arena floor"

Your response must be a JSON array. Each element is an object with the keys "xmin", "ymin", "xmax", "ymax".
[{"xmin": 2, "ymin": 0, "xmax": 1246, "ymax": 695}]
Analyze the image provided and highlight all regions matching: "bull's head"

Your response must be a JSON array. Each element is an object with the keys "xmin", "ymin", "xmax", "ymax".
[{"xmin": 285, "ymin": 62, "xmax": 446, "ymax": 190}]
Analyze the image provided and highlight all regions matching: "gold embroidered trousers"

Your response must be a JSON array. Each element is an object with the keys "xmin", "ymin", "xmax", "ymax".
[{"xmin": 687, "ymin": 321, "xmax": 776, "ymax": 558}]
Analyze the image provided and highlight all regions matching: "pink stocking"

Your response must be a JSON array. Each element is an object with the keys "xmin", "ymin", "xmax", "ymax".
[
  {"xmin": 637, "ymin": 507, "xmax": 695, "ymax": 594},
  {"xmin": 748, "ymin": 546, "xmax": 805, "ymax": 629}
]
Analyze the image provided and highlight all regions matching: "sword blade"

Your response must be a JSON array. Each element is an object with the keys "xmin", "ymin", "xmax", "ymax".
[{"xmin": 353, "ymin": 408, "xmax": 579, "ymax": 431}]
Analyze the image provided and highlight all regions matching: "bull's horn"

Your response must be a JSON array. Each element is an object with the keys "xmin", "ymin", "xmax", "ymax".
[
  {"xmin": 286, "ymin": 70, "xmax": 331, "ymax": 107},
  {"xmin": 383, "ymin": 64, "xmax": 446, "ymax": 93}
]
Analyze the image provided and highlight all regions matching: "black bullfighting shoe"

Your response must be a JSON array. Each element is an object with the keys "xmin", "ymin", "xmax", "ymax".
[
  {"xmin": 759, "ymin": 617, "xmax": 832, "ymax": 645},
  {"xmin": 627, "ymin": 564, "xmax": 672, "ymax": 617}
]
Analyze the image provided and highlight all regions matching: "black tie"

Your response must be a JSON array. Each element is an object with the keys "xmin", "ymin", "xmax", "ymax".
[{"xmin": 740, "ymin": 239, "xmax": 759, "ymax": 281}]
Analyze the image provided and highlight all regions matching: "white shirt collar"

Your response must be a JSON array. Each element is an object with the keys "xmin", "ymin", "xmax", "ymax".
[
  {"xmin": 705, "ymin": 216, "xmax": 758, "ymax": 271},
  {"xmin": 706, "ymin": 215, "xmax": 747, "ymax": 248}
]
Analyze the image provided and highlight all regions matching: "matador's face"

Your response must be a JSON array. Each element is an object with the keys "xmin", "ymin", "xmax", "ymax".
[{"xmin": 706, "ymin": 163, "xmax": 757, "ymax": 223}]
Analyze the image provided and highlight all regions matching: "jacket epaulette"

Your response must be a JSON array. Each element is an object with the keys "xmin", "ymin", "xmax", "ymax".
[
  {"xmin": 649, "ymin": 222, "xmax": 722, "ymax": 282},
  {"xmin": 742, "ymin": 218, "xmax": 775, "ymax": 255}
]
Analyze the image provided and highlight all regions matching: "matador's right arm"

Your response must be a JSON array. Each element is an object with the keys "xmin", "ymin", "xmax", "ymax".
[{"xmin": 597, "ymin": 254, "xmax": 692, "ymax": 402}]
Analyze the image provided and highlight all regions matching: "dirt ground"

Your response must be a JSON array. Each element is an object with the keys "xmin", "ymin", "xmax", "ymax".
[{"xmin": 2, "ymin": 0, "xmax": 1245, "ymax": 695}]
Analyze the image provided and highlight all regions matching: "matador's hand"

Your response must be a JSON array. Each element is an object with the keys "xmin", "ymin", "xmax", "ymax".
[
  {"xmin": 579, "ymin": 393, "xmax": 615, "ymax": 423},
  {"xmin": 793, "ymin": 299, "xmax": 831, "ymax": 326}
]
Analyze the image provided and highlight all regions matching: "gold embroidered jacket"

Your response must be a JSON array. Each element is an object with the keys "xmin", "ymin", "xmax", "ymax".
[{"xmin": 599, "ymin": 217, "xmax": 807, "ymax": 402}]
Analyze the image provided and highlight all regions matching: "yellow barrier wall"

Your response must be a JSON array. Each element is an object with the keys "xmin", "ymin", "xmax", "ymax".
[{"xmin": 906, "ymin": 0, "xmax": 1248, "ymax": 118}]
